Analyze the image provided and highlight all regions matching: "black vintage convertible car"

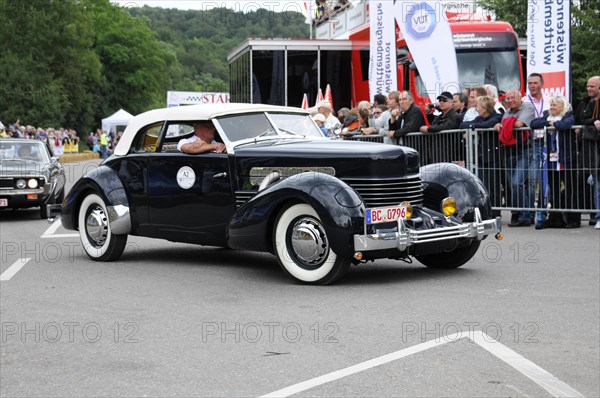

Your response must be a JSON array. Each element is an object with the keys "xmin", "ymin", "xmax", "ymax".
[
  {"xmin": 53, "ymin": 104, "xmax": 501, "ymax": 284},
  {"xmin": 1, "ymin": 139, "xmax": 65, "ymax": 218}
]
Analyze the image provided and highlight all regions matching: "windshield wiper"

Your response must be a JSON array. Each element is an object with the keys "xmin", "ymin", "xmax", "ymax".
[{"xmin": 255, "ymin": 128, "xmax": 276, "ymax": 139}]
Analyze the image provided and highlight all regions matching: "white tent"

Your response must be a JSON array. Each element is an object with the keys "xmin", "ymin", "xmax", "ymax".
[{"xmin": 101, "ymin": 109, "xmax": 134, "ymax": 133}]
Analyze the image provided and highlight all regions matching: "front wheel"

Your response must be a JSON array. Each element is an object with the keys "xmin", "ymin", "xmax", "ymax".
[
  {"xmin": 78, "ymin": 193, "xmax": 127, "ymax": 261},
  {"xmin": 416, "ymin": 240, "xmax": 481, "ymax": 269},
  {"xmin": 274, "ymin": 203, "xmax": 351, "ymax": 285}
]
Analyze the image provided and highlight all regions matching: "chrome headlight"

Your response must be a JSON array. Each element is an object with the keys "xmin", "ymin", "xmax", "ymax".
[
  {"xmin": 27, "ymin": 178, "xmax": 39, "ymax": 189},
  {"xmin": 16, "ymin": 179, "xmax": 27, "ymax": 189}
]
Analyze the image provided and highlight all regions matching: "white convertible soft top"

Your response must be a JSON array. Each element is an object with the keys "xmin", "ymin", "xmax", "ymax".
[{"xmin": 114, "ymin": 103, "xmax": 308, "ymax": 156}]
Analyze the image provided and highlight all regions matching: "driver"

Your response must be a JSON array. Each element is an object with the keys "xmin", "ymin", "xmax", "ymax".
[
  {"xmin": 18, "ymin": 145, "xmax": 36, "ymax": 159},
  {"xmin": 177, "ymin": 121, "xmax": 226, "ymax": 154}
]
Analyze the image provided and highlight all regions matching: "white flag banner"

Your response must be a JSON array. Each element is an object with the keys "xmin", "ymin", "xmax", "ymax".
[
  {"xmin": 527, "ymin": 0, "xmax": 570, "ymax": 99},
  {"xmin": 369, "ymin": 0, "xmax": 398, "ymax": 101},
  {"xmin": 394, "ymin": 1, "xmax": 459, "ymax": 102}
]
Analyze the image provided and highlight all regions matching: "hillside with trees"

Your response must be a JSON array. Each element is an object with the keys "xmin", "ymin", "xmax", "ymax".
[{"xmin": 0, "ymin": 0, "xmax": 308, "ymax": 133}]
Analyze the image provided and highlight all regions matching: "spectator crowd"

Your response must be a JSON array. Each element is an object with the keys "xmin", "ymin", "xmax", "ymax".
[
  {"xmin": 0, "ymin": 119, "xmax": 121, "ymax": 159},
  {"xmin": 309, "ymin": 74, "xmax": 600, "ymax": 231}
]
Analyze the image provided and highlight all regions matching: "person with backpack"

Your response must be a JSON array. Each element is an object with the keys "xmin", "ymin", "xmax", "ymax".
[{"xmin": 494, "ymin": 90, "xmax": 536, "ymax": 227}]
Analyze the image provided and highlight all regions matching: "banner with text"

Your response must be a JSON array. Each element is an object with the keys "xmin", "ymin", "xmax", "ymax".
[
  {"xmin": 527, "ymin": 0, "xmax": 570, "ymax": 99},
  {"xmin": 368, "ymin": 0, "xmax": 398, "ymax": 101},
  {"xmin": 394, "ymin": 1, "xmax": 459, "ymax": 102},
  {"xmin": 167, "ymin": 91, "xmax": 230, "ymax": 107}
]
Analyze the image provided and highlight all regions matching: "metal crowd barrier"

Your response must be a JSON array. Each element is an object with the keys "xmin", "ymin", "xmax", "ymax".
[{"xmin": 343, "ymin": 127, "xmax": 599, "ymax": 215}]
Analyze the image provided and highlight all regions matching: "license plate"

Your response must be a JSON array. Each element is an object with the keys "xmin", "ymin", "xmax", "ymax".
[
  {"xmin": 366, "ymin": 205, "xmax": 408, "ymax": 225},
  {"xmin": 0, "ymin": 198, "xmax": 7, "ymax": 207}
]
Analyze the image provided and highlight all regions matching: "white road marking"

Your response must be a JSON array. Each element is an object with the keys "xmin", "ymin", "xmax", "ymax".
[
  {"xmin": 472, "ymin": 331, "xmax": 584, "ymax": 398},
  {"xmin": 260, "ymin": 331, "xmax": 583, "ymax": 398},
  {"xmin": 261, "ymin": 334, "xmax": 449, "ymax": 398},
  {"xmin": 42, "ymin": 219, "xmax": 62, "ymax": 236},
  {"xmin": 41, "ymin": 233, "xmax": 79, "ymax": 239},
  {"xmin": 41, "ymin": 219, "xmax": 78, "ymax": 239},
  {"xmin": 0, "ymin": 258, "xmax": 32, "ymax": 281}
]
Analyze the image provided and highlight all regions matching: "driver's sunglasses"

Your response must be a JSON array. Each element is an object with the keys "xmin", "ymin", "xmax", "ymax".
[{"xmin": 438, "ymin": 98, "xmax": 449, "ymax": 103}]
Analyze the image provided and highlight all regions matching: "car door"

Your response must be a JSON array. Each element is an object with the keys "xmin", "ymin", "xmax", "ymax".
[{"xmin": 147, "ymin": 123, "xmax": 234, "ymax": 246}]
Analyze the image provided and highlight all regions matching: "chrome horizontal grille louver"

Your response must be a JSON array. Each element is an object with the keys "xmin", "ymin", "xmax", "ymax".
[
  {"xmin": 235, "ymin": 191, "xmax": 256, "ymax": 208},
  {"xmin": 341, "ymin": 175, "xmax": 424, "ymax": 208}
]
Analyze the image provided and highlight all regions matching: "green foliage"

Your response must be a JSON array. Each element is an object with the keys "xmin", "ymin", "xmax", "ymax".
[
  {"xmin": 0, "ymin": 0, "xmax": 102, "ymax": 130},
  {"xmin": 478, "ymin": 0, "xmax": 600, "ymax": 104},
  {"xmin": 130, "ymin": 6, "xmax": 309, "ymax": 91},
  {"xmin": 0, "ymin": 0, "xmax": 308, "ymax": 133}
]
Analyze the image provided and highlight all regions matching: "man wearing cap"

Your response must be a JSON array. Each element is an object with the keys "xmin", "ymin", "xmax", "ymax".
[
  {"xmin": 419, "ymin": 91, "xmax": 462, "ymax": 133},
  {"xmin": 317, "ymin": 100, "xmax": 341, "ymax": 134}
]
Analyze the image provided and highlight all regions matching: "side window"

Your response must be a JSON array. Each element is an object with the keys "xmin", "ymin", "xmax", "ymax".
[
  {"xmin": 132, "ymin": 122, "xmax": 163, "ymax": 153},
  {"xmin": 159, "ymin": 123, "xmax": 195, "ymax": 153}
]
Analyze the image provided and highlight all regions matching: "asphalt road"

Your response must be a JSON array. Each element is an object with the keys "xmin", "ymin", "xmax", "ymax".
[{"xmin": 1, "ymin": 159, "xmax": 598, "ymax": 397}]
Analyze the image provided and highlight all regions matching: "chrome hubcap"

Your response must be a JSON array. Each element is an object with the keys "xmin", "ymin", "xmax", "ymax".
[
  {"xmin": 290, "ymin": 217, "xmax": 329, "ymax": 268},
  {"xmin": 86, "ymin": 206, "xmax": 108, "ymax": 247}
]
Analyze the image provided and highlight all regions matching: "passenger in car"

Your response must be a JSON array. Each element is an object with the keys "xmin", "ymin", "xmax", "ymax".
[
  {"xmin": 178, "ymin": 121, "xmax": 226, "ymax": 154},
  {"xmin": 18, "ymin": 145, "xmax": 39, "ymax": 160}
]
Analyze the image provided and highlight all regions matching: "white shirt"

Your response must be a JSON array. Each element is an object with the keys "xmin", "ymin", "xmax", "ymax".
[
  {"xmin": 177, "ymin": 135, "xmax": 217, "ymax": 152},
  {"xmin": 523, "ymin": 94, "xmax": 550, "ymax": 138},
  {"xmin": 324, "ymin": 114, "xmax": 341, "ymax": 135},
  {"xmin": 462, "ymin": 107, "xmax": 479, "ymax": 123},
  {"xmin": 522, "ymin": 94, "xmax": 550, "ymax": 116}
]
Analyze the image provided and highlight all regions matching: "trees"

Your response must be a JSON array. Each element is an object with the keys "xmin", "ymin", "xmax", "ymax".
[
  {"xmin": 0, "ymin": 0, "xmax": 102, "ymax": 131},
  {"xmin": 0, "ymin": 1, "xmax": 309, "ymax": 133}
]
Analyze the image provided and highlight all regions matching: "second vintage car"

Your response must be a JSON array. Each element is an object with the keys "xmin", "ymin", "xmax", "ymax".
[
  {"xmin": 1, "ymin": 139, "xmax": 65, "ymax": 218},
  {"xmin": 54, "ymin": 103, "xmax": 501, "ymax": 284}
]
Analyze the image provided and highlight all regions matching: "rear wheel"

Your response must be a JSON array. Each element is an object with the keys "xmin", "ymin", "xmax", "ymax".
[
  {"xmin": 274, "ymin": 203, "xmax": 350, "ymax": 285},
  {"xmin": 416, "ymin": 240, "xmax": 481, "ymax": 269},
  {"xmin": 78, "ymin": 193, "xmax": 127, "ymax": 261}
]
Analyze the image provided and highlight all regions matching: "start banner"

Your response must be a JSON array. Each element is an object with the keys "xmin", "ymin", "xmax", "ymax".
[
  {"xmin": 526, "ymin": 0, "xmax": 570, "ymax": 99},
  {"xmin": 167, "ymin": 91, "xmax": 230, "ymax": 107}
]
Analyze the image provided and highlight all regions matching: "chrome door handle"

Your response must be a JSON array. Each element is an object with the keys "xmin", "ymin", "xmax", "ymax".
[{"xmin": 213, "ymin": 172, "xmax": 228, "ymax": 178}]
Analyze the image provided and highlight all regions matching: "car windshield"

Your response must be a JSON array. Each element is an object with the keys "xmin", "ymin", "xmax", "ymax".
[
  {"xmin": 216, "ymin": 112, "xmax": 323, "ymax": 143},
  {"xmin": 0, "ymin": 142, "xmax": 49, "ymax": 162}
]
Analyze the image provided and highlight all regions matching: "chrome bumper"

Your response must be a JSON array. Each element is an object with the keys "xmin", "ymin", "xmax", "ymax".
[
  {"xmin": 0, "ymin": 184, "xmax": 50, "ymax": 196},
  {"xmin": 354, "ymin": 208, "xmax": 501, "ymax": 252}
]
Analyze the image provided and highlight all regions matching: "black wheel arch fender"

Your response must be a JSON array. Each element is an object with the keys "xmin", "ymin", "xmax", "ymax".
[
  {"xmin": 228, "ymin": 172, "xmax": 365, "ymax": 258},
  {"xmin": 62, "ymin": 165, "xmax": 131, "ymax": 234},
  {"xmin": 420, "ymin": 163, "xmax": 492, "ymax": 221}
]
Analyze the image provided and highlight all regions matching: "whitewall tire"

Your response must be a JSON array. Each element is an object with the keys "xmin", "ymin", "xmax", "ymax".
[
  {"xmin": 78, "ymin": 193, "xmax": 127, "ymax": 261},
  {"xmin": 274, "ymin": 203, "xmax": 350, "ymax": 284}
]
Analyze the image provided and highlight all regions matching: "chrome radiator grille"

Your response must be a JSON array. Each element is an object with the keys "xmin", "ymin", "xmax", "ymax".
[{"xmin": 341, "ymin": 175, "xmax": 424, "ymax": 208}]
